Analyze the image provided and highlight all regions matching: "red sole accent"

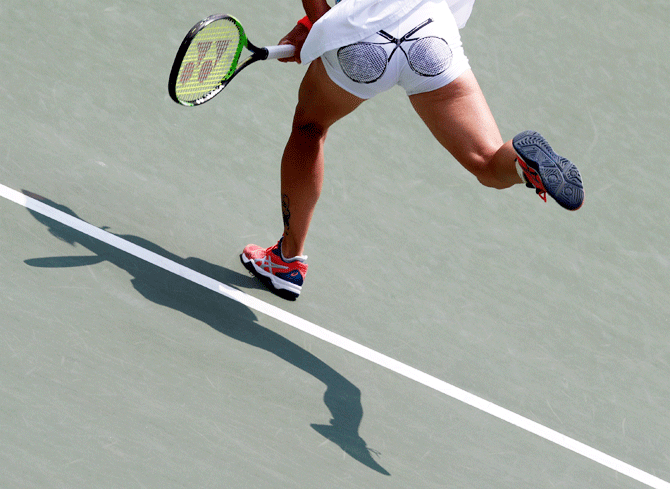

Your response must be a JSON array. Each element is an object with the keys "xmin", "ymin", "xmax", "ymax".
[{"xmin": 516, "ymin": 157, "xmax": 547, "ymax": 203}]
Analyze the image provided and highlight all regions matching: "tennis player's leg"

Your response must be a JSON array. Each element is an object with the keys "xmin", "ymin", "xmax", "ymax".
[
  {"xmin": 409, "ymin": 69, "xmax": 522, "ymax": 189},
  {"xmin": 409, "ymin": 69, "xmax": 584, "ymax": 209},
  {"xmin": 280, "ymin": 58, "xmax": 365, "ymax": 258}
]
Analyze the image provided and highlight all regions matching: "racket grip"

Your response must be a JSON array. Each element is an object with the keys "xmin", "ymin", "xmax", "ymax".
[{"xmin": 264, "ymin": 44, "xmax": 296, "ymax": 60}]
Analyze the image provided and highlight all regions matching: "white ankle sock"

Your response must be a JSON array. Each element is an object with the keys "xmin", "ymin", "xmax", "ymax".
[{"xmin": 515, "ymin": 158, "xmax": 529, "ymax": 184}]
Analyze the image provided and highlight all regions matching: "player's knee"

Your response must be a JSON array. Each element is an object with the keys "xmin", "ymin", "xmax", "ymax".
[{"xmin": 292, "ymin": 119, "xmax": 328, "ymax": 142}]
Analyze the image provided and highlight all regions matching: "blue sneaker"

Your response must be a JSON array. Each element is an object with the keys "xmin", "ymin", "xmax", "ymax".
[{"xmin": 513, "ymin": 131, "xmax": 584, "ymax": 211}]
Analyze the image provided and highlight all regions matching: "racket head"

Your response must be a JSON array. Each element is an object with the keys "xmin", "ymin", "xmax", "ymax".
[
  {"xmin": 337, "ymin": 43, "xmax": 388, "ymax": 84},
  {"xmin": 168, "ymin": 14, "xmax": 247, "ymax": 106}
]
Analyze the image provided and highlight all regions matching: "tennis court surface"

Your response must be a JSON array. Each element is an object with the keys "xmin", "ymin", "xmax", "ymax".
[{"xmin": 1, "ymin": 1, "xmax": 669, "ymax": 487}]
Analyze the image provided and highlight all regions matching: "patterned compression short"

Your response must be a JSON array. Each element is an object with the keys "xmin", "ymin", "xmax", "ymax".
[{"xmin": 321, "ymin": 1, "xmax": 470, "ymax": 99}]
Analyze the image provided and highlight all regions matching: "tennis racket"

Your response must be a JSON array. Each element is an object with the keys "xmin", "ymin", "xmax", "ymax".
[{"xmin": 168, "ymin": 14, "xmax": 295, "ymax": 107}]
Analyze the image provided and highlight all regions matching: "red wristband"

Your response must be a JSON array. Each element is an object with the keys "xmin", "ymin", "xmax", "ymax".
[{"xmin": 297, "ymin": 15, "xmax": 312, "ymax": 31}]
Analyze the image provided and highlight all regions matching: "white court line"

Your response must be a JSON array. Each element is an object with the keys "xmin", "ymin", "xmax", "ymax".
[{"xmin": 1, "ymin": 182, "xmax": 667, "ymax": 489}]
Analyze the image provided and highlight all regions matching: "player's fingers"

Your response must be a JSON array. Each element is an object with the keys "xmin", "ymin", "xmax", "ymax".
[{"xmin": 277, "ymin": 23, "xmax": 308, "ymax": 63}]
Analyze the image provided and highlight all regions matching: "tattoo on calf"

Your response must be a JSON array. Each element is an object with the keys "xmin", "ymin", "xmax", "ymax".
[{"xmin": 282, "ymin": 194, "xmax": 291, "ymax": 234}]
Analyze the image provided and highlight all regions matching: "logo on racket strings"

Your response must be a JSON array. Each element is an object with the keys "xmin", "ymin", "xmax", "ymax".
[{"xmin": 180, "ymin": 40, "xmax": 231, "ymax": 85}]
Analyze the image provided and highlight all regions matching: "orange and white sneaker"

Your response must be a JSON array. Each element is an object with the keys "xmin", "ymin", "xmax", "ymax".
[
  {"xmin": 513, "ymin": 131, "xmax": 584, "ymax": 211},
  {"xmin": 240, "ymin": 237, "xmax": 308, "ymax": 300}
]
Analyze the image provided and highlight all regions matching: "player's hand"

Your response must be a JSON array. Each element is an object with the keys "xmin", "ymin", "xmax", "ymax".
[{"xmin": 278, "ymin": 23, "xmax": 310, "ymax": 64}]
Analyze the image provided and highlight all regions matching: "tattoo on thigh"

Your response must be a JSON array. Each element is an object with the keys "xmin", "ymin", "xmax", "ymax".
[{"xmin": 282, "ymin": 194, "xmax": 291, "ymax": 234}]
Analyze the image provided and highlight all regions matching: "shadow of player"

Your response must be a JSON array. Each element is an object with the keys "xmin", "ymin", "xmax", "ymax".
[{"xmin": 21, "ymin": 190, "xmax": 390, "ymax": 476}]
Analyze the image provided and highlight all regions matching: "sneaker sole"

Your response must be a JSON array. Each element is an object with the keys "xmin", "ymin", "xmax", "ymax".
[
  {"xmin": 513, "ymin": 131, "xmax": 584, "ymax": 211},
  {"xmin": 240, "ymin": 253, "xmax": 300, "ymax": 301}
]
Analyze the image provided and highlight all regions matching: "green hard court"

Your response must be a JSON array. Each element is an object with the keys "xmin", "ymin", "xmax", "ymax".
[{"xmin": 1, "ymin": 0, "xmax": 669, "ymax": 488}]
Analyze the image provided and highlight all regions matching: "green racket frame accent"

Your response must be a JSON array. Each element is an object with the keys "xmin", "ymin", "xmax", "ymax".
[{"xmin": 168, "ymin": 14, "xmax": 248, "ymax": 107}]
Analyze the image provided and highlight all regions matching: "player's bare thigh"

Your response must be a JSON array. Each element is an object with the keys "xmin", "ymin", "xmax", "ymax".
[
  {"xmin": 409, "ymin": 69, "xmax": 505, "ymax": 177},
  {"xmin": 292, "ymin": 57, "xmax": 365, "ymax": 134}
]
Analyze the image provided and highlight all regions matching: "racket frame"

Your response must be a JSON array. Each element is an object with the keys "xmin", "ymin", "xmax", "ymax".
[{"xmin": 168, "ymin": 14, "xmax": 294, "ymax": 106}]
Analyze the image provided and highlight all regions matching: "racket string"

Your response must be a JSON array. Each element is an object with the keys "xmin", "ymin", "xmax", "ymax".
[
  {"xmin": 337, "ymin": 43, "xmax": 388, "ymax": 84},
  {"xmin": 407, "ymin": 36, "xmax": 452, "ymax": 76},
  {"xmin": 175, "ymin": 19, "xmax": 242, "ymax": 103}
]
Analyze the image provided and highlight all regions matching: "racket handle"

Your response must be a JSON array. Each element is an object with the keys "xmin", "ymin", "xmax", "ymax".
[{"xmin": 264, "ymin": 44, "xmax": 296, "ymax": 60}]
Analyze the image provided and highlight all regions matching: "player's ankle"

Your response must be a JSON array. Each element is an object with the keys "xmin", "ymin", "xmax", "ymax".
[{"xmin": 280, "ymin": 236, "xmax": 305, "ymax": 262}]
